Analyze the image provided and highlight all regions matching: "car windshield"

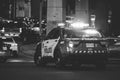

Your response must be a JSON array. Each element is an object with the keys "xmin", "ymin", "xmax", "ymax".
[{"xmin": 64, "ymin": 28, "xmax": 102, "ymax": 38}]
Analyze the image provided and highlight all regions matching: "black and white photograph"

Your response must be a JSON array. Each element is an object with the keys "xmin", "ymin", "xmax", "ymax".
[{"xmin": 0, "ymin": 0, "xmax": 120, "ymax": 80}]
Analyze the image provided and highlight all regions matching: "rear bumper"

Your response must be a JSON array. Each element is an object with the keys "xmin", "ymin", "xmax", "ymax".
[
  {"xmin": 61, "ymin": 53, "xmax": 108, "ymax": 63},
  {"xmin": 62, "ymin": 52, "xmax": 108, "ymax": 58}
]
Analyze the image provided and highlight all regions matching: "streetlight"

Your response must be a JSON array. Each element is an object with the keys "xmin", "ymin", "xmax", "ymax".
[{"xmin": 90, "ymin": 14, "xmax": 96, "ymax": 28}]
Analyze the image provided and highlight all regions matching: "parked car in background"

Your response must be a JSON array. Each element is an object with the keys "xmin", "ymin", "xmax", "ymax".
[
  {"xmin": 108, "ymin": 36, "xmax": 120, "ymax": 57},
  {"xmin": 0, "ymin": 38, "xmax": 10, "ymax": 62},
  {"xmin": 1, "ymin": 36, "xmax": 18, "ymax": 57}
]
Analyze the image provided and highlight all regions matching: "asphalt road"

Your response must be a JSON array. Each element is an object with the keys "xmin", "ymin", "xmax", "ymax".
[{"xmin": 0, "ymin": 54, "xmax": 120, "ymax": 80}]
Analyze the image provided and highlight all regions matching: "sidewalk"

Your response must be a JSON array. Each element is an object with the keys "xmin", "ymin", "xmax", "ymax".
[{"xmin": 19, "ymin": 44, "xmax": 36, "ymax": 57}]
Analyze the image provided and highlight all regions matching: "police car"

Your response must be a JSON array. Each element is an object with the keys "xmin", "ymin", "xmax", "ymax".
[
  {"xmin": 34, "ymin": 22, "xmax": 109, "ymax": 69},
  {"xmin": 0, "ymin": 38, "xmax": 10, "ymax": 62},
  {"xmin": 1, "ymin": 36, "xmax": 18, "ymax": 57}
]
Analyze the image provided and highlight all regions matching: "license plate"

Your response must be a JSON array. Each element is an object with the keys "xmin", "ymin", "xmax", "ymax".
[{"xmin": 86, "ymin": 43, "xmax": 94, "ymax": 47}]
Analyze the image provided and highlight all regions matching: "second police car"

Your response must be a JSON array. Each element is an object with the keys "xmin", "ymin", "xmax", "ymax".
[
  {"xmin": 34, "ymin": 22, "xmax": 109, "ymax": 69},
  {"xmin": 0, "ymin": 37, "xmax": 10, "ymax": 62},
  {"xmin": 2, "ymin": 36, "xmax": 18, "ymax": 57}
]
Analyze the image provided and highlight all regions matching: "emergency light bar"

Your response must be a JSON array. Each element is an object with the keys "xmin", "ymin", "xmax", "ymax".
[
  {"xmin": 84, "ymin": 29, "xmax": 99, "ymax": 34},
  {"xmin": 70, "ymin": 22, "xmax": 89, "ymax": 29},
  {"xmin": 58, "ymin": 23, "xmax": 65, "ymax": 27}
]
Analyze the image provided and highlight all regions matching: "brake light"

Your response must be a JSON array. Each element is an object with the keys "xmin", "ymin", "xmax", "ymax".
[
  {"xmin": 69, "ymin": 41, "xmax": 74, "ymax": 48},
  {"xmin": 12, "ymin": 44, "xmax": 17, "ymax": 46}
]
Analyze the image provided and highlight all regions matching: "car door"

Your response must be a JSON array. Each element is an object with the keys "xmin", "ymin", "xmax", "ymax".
[{"xmin": 41, "ymin": 28, "xmax": 60, "ymax": 57}]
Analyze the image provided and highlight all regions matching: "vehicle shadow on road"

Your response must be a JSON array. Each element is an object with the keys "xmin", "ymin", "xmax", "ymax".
[{"xmin": 34, "ymin": 64, "xmax": 120, "ymax": 72}]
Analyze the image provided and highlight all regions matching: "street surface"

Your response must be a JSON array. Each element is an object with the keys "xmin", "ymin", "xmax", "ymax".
[
  {"xmin": 0, "ymin": 44, "xmax": 120, "ymax": 80},
  {"xmin": 0, "ymin": 53, "xmax": 120, "ymax": 80}
]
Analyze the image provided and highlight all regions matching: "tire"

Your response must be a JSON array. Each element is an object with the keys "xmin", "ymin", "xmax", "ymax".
[
  {"xmin": 12, "ymin": 51, "xmax": 18, "ymax": 57},
  {"xmin": 34, "ymin": 53, "xmax": 46, "ymax": 66},
  {"xmin": 34, "ymin": 44, "xmax": 46, "ymax": 66},
  {"xmin": 54, "ymin": 49, "xmax": 65, "ymax": 68}
]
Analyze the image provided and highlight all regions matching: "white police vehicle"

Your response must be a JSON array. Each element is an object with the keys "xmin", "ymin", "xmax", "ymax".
[
  {"xmin": 0, "ymin": 38, "xmax": 10, "ymax": 62},
  {"xmin": 1, "ymin": 36, "xmax": 18, "ymax": 57},
  {"xmin": 34, "ymin": 22, "xmax": 109, "ymax": 69}
]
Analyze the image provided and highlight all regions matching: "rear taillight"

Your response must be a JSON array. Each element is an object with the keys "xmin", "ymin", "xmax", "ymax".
[{"xmin": 69, "ymin": 41, "xmax": 74, "ymax": 48}]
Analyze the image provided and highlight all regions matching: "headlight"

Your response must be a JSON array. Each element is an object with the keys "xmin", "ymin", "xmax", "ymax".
[
  {"xmin": 69, "ymin": 41, "xmax": 74, "ymax": 48},
  {"xmin": 12, "ymin": 44, "xmax": 17, "ymax": 46}
]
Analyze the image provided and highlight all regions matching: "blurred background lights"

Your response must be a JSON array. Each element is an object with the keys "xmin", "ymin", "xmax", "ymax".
[
  {"xmin": 70, "ymin": 22, "xmax": 89, "ymax": 29},
  {"xmin": 84, "ymin": 29, "xmax": 99, "ymax": 34}
]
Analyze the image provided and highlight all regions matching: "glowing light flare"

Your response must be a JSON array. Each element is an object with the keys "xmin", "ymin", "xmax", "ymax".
[
  {"xmin": 58, "ymin": 23, "xmax": 65, "ymax": 27},
  {"xmin": 84, "ymin": 29, "xmax": 99, "ymax": 34},
  {"xmin": 70, "ymin": 22, "xmax": 89, "ymax": 29},
  {"xmin": 31, "ymin": 27, "xmax": 40, "ymax": 31},
  {"xmin": 69, "ymin": 41, "xmax": 74, "ymax": 48}
]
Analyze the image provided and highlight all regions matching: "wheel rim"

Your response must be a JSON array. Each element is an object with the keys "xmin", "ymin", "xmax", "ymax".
[
  {"xmin": 55, "ymin": 58, "xmax": 60, "ymax": 64},
  {"xmin": 36, "ymin": 55, "xmax": 41, "ymax": 64}
]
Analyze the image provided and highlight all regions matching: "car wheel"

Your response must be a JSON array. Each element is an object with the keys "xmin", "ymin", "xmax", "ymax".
[
  {"xmin": 12, "ymin": 51, "xmax": 18, "ymax": 57},
  {"xmin": 55, "ymin": 57, "xmax": 65, "ymax": 68},
  {"xmin": 34, "ymin": 53, "xmax": 46, "ymax": 66},
  {"xmin": 54, "ymin": 49, "xmax": 65, "ymax": 68},
  {"xmin": 34, "ymin": 44, "xmax": 46, "ymax": 67}
]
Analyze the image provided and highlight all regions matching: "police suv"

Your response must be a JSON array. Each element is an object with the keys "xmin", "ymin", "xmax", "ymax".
[{"xmin": 34, "ymin": 22, "xmax": 109, "ymax": 69}]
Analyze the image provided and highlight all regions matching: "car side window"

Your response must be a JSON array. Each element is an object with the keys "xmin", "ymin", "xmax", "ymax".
[{"xmin": 46, "ymin": 28, "xmax": 60, "ymax": 39}]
